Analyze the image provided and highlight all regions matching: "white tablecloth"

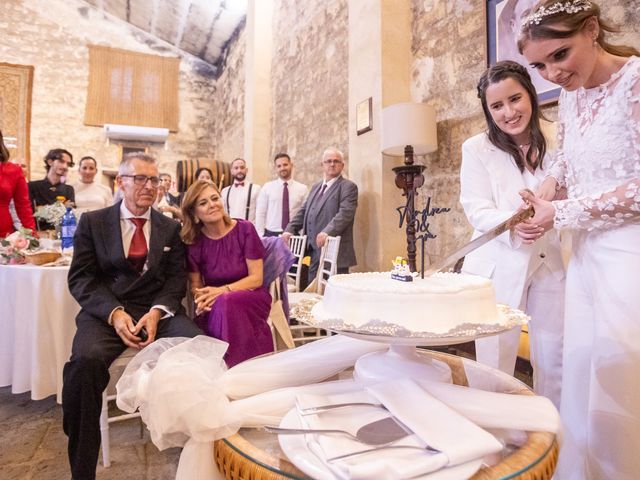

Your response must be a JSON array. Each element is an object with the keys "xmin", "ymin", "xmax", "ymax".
[{"xmin": 0, "ymin": 264, "xmax": 78, "ymax": 402}]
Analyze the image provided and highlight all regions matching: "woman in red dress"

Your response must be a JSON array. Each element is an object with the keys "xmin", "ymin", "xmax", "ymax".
[{"xmin": 0, "ymin": 129, "xmax": 35, "ymax": 237}]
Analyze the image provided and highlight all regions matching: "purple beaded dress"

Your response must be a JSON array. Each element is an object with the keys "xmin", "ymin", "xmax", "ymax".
[{"xmin": 187, "ymin": 219, "xmax": 273, "ymax": 367}]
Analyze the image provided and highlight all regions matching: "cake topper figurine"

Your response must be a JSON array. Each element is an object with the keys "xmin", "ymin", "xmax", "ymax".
[{"xmin": 391, "ymin": 256, "xmax": 416, "ymax": 282}]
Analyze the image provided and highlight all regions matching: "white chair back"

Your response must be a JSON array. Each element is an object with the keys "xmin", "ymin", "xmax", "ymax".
[
  {"xmin": 286, "ymin": 234, "xmax": 307, "ymax": 292},
  {"xmin": 288, "ymin": 235, "xmax": 341, "ymax": 346},
  {"xmin": 315, "ymin": 235, "xmax": 340, "ymax": 295}
]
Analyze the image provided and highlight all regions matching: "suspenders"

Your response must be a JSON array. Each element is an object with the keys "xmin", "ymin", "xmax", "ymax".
[
  {"xmin": 225, "ymin": 183, "xmax": 253, "ymax": 220},
  {"xmin": 245, "ymin": 183, "xmax": 253, "ymax": 220}
]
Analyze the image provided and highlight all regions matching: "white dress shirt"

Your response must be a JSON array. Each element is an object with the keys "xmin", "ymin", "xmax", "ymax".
[
  {"xmin": 220, "ymin": 182, "xmax": 261, "ymax": 223},
  {"xmin": 111, "ymin": 202, "xmax": 171, "ymax": 322},
  {"xmin": 120, "ymin": 202, "xmax": 151, "ymax": 259},
  {"xmin": 255, "ymin": 178, "xmax": 309, "ymax": 236}
]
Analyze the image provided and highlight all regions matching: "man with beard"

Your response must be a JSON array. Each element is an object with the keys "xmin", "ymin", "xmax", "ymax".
[
  {"xmin": 220, "ymin": 157, "xmax": 261, "ymax": 223},
  {"xmin": 28, "ymin": 148, "xmax": 76, "ymax": 230},
  {"xmin": 255, "ymin": 153, "xmax": 308, "ymax": 237}
]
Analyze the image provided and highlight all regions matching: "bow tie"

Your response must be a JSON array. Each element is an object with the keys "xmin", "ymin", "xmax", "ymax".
[{"xmin": 234, "ymin": 182, "xmax": 244, "ymax": 187}]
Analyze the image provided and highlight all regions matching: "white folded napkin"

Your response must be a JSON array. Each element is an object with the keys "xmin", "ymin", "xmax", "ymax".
[
  {"xmin": 296, "ymin": 390, "xmax": 449, "ymax": 480},
  {"xmin": 367, "ymin": 379, "xmax": 504, "ymax": 466}
]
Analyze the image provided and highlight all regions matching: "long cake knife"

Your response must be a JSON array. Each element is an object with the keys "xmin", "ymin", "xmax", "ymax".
[{"xmin": 422, "ymin": 206, "xmax": 535, "ymax": 277}]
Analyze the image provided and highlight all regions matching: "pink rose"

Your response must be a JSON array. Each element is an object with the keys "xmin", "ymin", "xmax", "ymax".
[{"xmin": 13, "ymin": 237, "xmax": 28, "ymax": 249}]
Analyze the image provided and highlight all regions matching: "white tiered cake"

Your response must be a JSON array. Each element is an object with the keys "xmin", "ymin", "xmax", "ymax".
[{"xmin": 311, "ymin": 272, "xmax": 504, "ymax": 334}]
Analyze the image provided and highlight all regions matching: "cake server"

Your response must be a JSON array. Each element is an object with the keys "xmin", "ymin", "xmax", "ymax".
[
  {"xmin": 264, "ymin": 416, "xmax": 410, "ymax": 446},
  {"xmin": 422, "ymin": 205, "xmax": 534, "ymax": 277}
]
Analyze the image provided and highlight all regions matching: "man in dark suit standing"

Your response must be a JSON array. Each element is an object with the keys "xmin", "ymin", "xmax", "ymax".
[
  {"xmin": 62, "ymin": 152, "xmax": 201, "ymax": 480},
  {"xmin": 283, "ymin": 148, "xmax": 358, "ymax": 283}
]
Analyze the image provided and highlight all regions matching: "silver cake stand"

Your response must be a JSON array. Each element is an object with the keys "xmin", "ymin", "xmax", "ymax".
[{"xmin": 291, "ymin": 297, "xmax": 529, "ymax": 384}]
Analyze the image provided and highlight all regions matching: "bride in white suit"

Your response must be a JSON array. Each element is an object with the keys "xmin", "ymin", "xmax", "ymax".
[{"xmin": 459, "ymin": 61, "xmax": 565, "ymax": 408}]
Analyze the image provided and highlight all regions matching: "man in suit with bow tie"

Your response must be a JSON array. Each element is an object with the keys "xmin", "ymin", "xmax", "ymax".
[
  {"xmin": 283, "ymin": 147, "xmax": 358, "ymax": 283},
  {"xmin": 62, "ymin": 152, "xmax": 201, "ymax": 480}
]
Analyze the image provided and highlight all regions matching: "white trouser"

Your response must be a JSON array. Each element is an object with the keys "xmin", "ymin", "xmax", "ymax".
[
  {"xmin": 475, "ymin": 264, "xmax": 564, "ymax": 408},
  {"xmin": 555, "ymin": 225, "xmax": 640, "ymax": 480}
]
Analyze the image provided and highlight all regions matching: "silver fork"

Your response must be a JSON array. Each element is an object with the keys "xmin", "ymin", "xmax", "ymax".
[
  {"xmin": 298, "ymin": 401, "xmax": 383, "ymax": 416},
  {"xmin": 327, "ymin": 443, "xmax": 441, "ymax": 462}
]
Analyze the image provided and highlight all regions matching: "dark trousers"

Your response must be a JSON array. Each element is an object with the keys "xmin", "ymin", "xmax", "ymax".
[
  {"xmin": 62, "ymin": 314, "xmax": 201, "ymax": 480},
  {"xmin": 263, "ymin": 229, "xmax": 283, "ymax": 237}
]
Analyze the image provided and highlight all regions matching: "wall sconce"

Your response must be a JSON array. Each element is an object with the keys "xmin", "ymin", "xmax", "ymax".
[{"xmin": 381, "ymin": 102, "xmax": 438, "ymax": 272}]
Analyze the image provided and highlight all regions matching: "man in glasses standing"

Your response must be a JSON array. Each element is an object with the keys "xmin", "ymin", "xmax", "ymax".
[
  {"xmin": 62, "ymin": 152, "xmax": 201, "ymax": 480},
  {"xmin": 283, "ymin": 147, "xmax": 358, "ymax": 283}
]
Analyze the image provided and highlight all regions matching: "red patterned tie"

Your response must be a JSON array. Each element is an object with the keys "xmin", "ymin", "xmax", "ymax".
[
  {"xmin": 128, "ymin": 218, "xmax": 148, "ymax": 273},
  {"xmin": 281, "ymin": 182, "xmax": 290, "ymax": 230}
]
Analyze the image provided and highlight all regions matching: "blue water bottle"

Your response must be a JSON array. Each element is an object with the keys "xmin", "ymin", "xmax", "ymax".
[{"xmin": 61, "ymin": 207, "xmax": 77, "ymax": 251}]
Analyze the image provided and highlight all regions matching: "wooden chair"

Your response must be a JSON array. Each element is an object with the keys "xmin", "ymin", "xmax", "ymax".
[
  {"xmin": 286, "ymin": 234, "xmax": 307, "ymax": 293},
  {"xmin": 99, "ymin": 348, "xmax": 142, "ymax": 467},
  {"xmin": 288, "ymin": 236, "xmax": 341, "ymax": 345}
]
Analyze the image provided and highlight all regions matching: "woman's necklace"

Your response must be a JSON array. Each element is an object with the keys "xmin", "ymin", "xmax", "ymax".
[{"xmin": 518, "ymin": 142, "xmax": 531, "ymax": 150}]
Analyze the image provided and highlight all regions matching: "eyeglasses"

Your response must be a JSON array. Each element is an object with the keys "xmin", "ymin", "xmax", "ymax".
[
  {"xmin": 323, "ymin": 159, "xmax": 342, "ymax": 165},
  {"xmin": 121, "ymin": 174, "xmax": 161, "ymax": 186}
]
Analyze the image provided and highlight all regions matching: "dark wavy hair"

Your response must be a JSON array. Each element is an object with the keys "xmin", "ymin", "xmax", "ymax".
[
  {"xmin": 0, "ymin": 130, "xmax": 9, "ymax": 163},
  {"xmin": 518, "ymin": 0, "xmax": 640, "ymax": 57},
  {"xmin": 477, "ymin": 61, "xmax": 547, "ymax": 172},
  {"xmin": 44, "ymin": 148, "xmax": 74, "ymax": 171},
  {"xmin": 180, "ymin": 180, "xmax": 232, "ymax": 245}
]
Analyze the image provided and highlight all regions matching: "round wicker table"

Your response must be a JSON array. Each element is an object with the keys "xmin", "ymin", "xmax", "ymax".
[{"xmin": 214, "ymin": 349, "xmax": 558, "ymax": 480}]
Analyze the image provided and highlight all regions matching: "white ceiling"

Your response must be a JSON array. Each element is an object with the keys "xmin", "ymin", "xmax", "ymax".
[{"xmin": 82, "ymin": 0, "xmax": 247, "ymax": 70}]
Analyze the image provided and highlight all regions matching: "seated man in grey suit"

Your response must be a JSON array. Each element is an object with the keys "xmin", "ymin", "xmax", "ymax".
[
  {"xmin": 62, "ymin": 152, "xmax": 201, "ymax": 480},
  {"xmin": 283, "ymin": 147, "xmax": 358, "ymax": 283}
]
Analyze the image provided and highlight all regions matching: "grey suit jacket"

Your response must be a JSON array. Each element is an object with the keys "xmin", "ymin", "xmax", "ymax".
[
  {"xmin": 286, "ymin": 175, "xmax": 358, "ymax": 269},
  {"xmin": 68, "ymin": 201, "xmax": 187, "ymax": 323}
]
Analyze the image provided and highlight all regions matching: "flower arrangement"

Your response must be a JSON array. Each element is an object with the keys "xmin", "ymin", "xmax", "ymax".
[
  {"xmin": 0, "ymin": 228, "xmax": 40, "ymax": 265},
  {"xmin": 33, "ymin": 201, "xmax": 68, "ymax": 227}
]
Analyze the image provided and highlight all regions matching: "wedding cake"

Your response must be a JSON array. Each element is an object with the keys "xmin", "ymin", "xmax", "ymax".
[{"xmin": 311, "ymin": 272, "xmax": 504, "ymax": 334}]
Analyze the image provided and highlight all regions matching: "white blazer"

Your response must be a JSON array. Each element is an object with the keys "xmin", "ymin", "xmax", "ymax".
[{"xmin": 459, "ymin": 133, "xmax": 565, "ymax": 308}]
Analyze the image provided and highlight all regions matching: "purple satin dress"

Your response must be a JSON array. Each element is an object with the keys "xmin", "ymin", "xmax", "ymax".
[{"xmin": 187, "ymin": 220, "xmax": 273, "ymax": 367}]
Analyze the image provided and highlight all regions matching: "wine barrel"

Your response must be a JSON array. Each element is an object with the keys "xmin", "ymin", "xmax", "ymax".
[{"xmin": 176, "ymin": 158, "xmax": 232, "ymax": 193}]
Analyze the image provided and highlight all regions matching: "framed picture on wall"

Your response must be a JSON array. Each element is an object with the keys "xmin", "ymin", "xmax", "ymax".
[
  {"xmin": 487, "ymin": 0, "xmax": 561, "ymax": 104},
  {"xmin": 356, "ymin": 97, "xmax": 373, "ymax": 135}
]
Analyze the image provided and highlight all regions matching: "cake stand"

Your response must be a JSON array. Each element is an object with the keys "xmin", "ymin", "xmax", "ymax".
[{"xmin": 291, "ymin": 298, "xmax": 528, "ymax": 384}]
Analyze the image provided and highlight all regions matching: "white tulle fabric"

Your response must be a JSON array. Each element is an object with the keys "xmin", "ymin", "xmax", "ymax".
[
  {"xmin": 548, "ymin": 56, "xmax": 640, "ymax": 231},
  {"xmin": 116, "ymin": 335, "xmax": 560, "ymax": 480}
]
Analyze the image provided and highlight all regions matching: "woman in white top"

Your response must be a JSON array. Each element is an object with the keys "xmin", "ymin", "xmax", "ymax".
[
  {"xmin": 460, "ymin": 61, "xmax": 566, "ymax": 408},
  {"xmin": 518, "ymin": 1, "xmax": 640, "ymax": 477},
  {"xmin": 72, "ymin": 156, "xmax": 112, "ymax": 214}
]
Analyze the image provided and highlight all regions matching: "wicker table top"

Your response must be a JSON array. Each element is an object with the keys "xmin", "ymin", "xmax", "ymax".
[{"xmin": 214, "ymin": 349, "xmax": 557, "ymax": 480}]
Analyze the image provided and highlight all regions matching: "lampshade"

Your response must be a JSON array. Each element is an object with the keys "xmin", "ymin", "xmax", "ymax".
[{"xmin": 381, "ymin": 103, "xmax": 438, "ymax": 156}]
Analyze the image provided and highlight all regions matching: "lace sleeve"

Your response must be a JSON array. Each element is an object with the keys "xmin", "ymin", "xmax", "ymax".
[
  {"xmin": 547, "ymin": 120, "xmax": 568, "ymax": 187},
  {"xmin": 553, "ymin": 179, "xmax": 640, "ymax": 230},
  {"xmin": 553, "ymin": 68, "xmax": 640, "ymax": 231}
]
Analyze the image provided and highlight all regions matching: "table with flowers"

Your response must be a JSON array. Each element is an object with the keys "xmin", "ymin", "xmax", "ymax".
[{"xmin": 0, "ymin": 230, "xmax": 78, "ymax": 402}]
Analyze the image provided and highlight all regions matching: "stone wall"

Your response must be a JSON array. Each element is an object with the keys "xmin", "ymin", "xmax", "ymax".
[
  {"xmin": 409, "ymin": 0, "xmax": 640, "ymax": 263},
  {"xmin": 0, "ymin": 0, "xmax": 218, "ymax": 184},
  {"xmin": 209, "ymin": 26, "xmax": 246, "ymax": 166},
  {"xmin": 269, "ymin": 0, "xmax": 349, "ymax": 186}
]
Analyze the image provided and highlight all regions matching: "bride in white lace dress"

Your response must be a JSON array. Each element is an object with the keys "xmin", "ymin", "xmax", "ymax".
[{"xmin": 517, "ymin": 1, "xmax": 640, "ymax": 479}]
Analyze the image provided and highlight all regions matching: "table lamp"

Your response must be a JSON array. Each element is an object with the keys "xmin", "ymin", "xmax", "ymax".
[{"xmin": 381, "ymin": 102, "xmax": 438, "ymax": 271}]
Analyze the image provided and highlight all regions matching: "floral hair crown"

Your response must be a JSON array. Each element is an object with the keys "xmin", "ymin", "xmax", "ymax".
[{"xmin": 522, "ymin": 0, "xmax": 592, "ymax": 27}]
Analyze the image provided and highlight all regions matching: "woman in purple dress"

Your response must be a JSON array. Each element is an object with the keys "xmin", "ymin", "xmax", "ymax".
[{"xmin": 181, "ymin": 180, "xmax": 273, "ymax": 366}]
